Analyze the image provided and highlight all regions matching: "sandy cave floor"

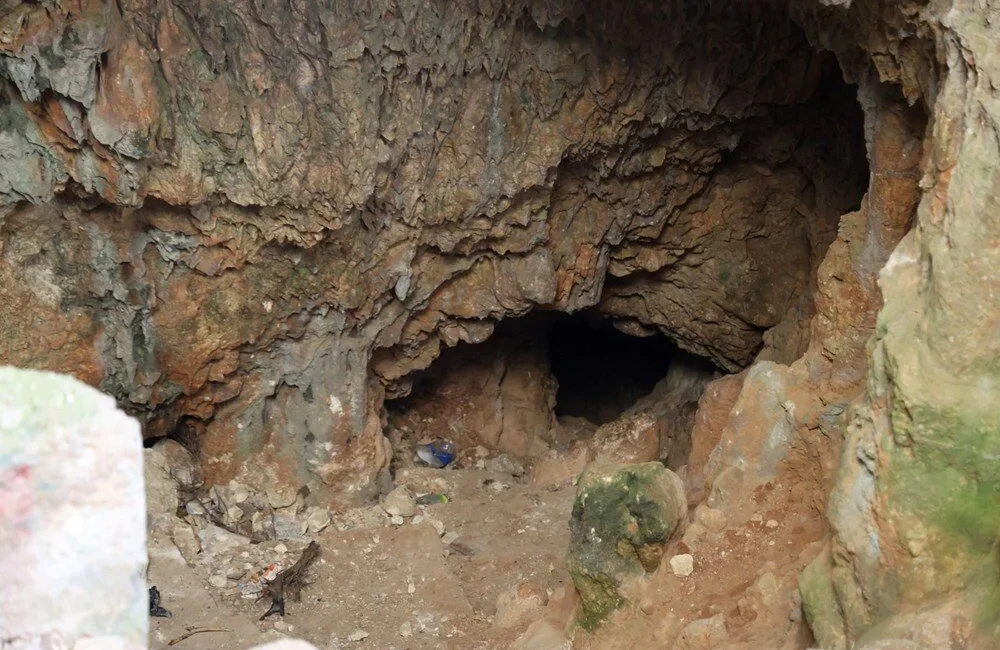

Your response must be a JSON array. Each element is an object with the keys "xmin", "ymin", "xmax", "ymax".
[
  {"xmin": 146, "ymin": 440, "xmax": 828, "ymax": 650},
  {"xmin": 148, "ymin": 467, "xmax": 576, "ymax": 650}
]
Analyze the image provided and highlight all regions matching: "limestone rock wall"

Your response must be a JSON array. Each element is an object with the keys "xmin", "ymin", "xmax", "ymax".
[
  {"xmin": 791, "ymin": 0, "xmax": 1000, "ymax": 647},
  {"xmin": 4, "ymin": 0, "xmax": 999, "ymax": 645},
  {"xmin": 0, "ymin": 0, "xmax": 866, "ymax": 505}
]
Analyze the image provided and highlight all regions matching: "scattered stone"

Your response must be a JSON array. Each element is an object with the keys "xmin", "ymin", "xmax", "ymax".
[
  {"xmin": 486, "ymin": 453, "xmax": 526, "ymax": 477},
  {"xmin": 400, "ymin": 622, "xmax": 413, "ymax": 637},
  {"xmin": 347, "ymin": 629, "xmax": 369, "ymax": 642},
  {"xmin": 251, "ymin": 510, "xmax": 268, "ymax": 535},
  {"xmin": 765, "ymin": 519, "xmax": 779, "ymax": 529},
  {"xmin": 681, "ymin": 521, "xmax": 707, "ymax": 549},
  {"xmin": 383, "ymin": 486, "xmax": 417, "ymax": 517},
  {"xmin": 272, "ymin": 511, "xmax": 307, "ymax": 539},
  {"xmin": 274, "ymin": 543, "xmax": 288, "ymax": 554},
  {"xmin": 228, "ymin": 481, "xmax": 251, "ymax": 504},
  {"xmin": 171, "ymin": 522, "xmax": 201, "ymax": 562},
  {"xmin": 589, "ymin": 412, "xmax": 660, "ymax": 464},
  {"xmin": 441, "ymin": 531, "xmax": 460, "ymax": 545},
  {"xmin": 749, "ymin": 571, "xmax": 780, "ymax": 610},
  {"xmin": 423, "ymin": 516, "xmax": 446, "ymax": 536},
  {"xmin": 185, "ymin": 499, "xmax": 207, "ymax": 516},
  {"xmin": 494, "ymin": 581, "xmax": 548, "ymax": 628},
  {"xmin": 390, "ymin": 514, "xmax": 405, "ymax": 526},
  {"xmin": 568, "ymin": 461, "xmax": 687, "ymax": 629},
  {"xmin": 512, "ymin": 620, "xmax": 572, "ymax": 650},
  {"xmin": 209, "ymin": 574, "xmax": 228, "ymax": 588},
  {"xmin": 226, "ymin": 504, "xmax": 245, "ymax": 524},
  {"xmin": 226, "ymin": 565, "xmax": 246, "ymax": 580},
  {"xmin": 305, "ymin": 506, "xmax": 331, "ymax": 532},
  {"xmin": 694, "ymin": 505, "xmax": 727, "ymax": 533},
  {"xmin": 669, "ymin": 554, "xmax": 695, "ymax": 577},
  {"xmin": 199, "ymin": 523, "xmax": 251, "ymax": 556},
  {"xmin": 674, "ymin": 614, "xmax": 728, "ymax": 650},
  {"xmin": 267, "ymin": 487, "xmax": 298, "ymax": 509}
]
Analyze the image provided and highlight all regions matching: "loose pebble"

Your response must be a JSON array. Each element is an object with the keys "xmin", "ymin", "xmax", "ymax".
[{"xmin": 669, "ymin": 554, "xmax": 694, "ymax": 577}]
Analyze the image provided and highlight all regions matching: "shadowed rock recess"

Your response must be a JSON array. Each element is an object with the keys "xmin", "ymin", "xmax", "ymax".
[{"xmin": 1, "ymin": 0, "xmax": 998, "ymax": 648}]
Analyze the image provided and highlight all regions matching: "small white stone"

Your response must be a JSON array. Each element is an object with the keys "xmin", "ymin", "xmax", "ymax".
[
  {"xmin": 209, "ymin": 574, "xmax": 228, "ymax": 588},
  {"xmin": 429, "ymin": 518, "xmax": 446, "ymax": 536},
  {"xmin": 274, "ymin": 543, "xmax": 288, "ymax": 554},
  {"xmin": 669, "ymin": 554, "xmax": 694, "ymax": 577},
  {"xmin": 228, "ymin": 481, "xmax": 251, "ymax": 504},
  {"xmin": 400, "ymin": 622, "xmax": 413, "ymax": 637},
  {"xmin": 694, "ymin": 505, "xmax": 727, "ymax": 533},
  {"xmin": 383, "ymin": 486, "xmax": 416, "ymax": 517},
  {"xmin": 441, "ymin": 531, "xmax": 460, "ymax": 545},
  {"xmin": 391, "ymin": 515, "xmax": 405, "ymax": 526},
  {"xmin": 347, "ymin": 629, "xmax": 369, "ymax": 642},
  {"xmin": 305, "ymin": 506, "xmax": 331, "ymax": 533},
  {"xmin": 765, "ymin": 519, "xmax": 779, "ymax": 529}
]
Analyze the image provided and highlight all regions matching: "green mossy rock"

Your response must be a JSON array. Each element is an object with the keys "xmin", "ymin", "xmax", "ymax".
[{"xmin": 567, "ymin": 460, "xmax": 686, "ymax": 630}]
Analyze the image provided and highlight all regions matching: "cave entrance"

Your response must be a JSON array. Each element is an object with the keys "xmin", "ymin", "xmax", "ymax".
[
  {"xmin": 382, "ymin": 312, "xmax": 717, "ymax": 473},
  {"xmin": 547, "ymin": 315, "xmax": 678, "ymax": 426}
]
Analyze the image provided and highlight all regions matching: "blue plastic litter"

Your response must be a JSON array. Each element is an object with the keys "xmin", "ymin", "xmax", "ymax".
[{"xmin": 414, "ymin": 440, "xmax": 455, "ymax": 468}]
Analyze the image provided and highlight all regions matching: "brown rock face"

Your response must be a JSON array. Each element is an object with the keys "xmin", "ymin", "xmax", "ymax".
[
  {"xmin": 5, "ymin": 0, "xmax": 1000, "ymax": 648},
  {"xmin": 0, "ymin": 0, "xmax": 867, "ymax": 506}
]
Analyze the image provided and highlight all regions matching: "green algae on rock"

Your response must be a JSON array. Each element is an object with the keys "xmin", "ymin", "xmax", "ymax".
[{"xmin": 568, "ymin": 461, "xmax": 686, "ymax": 629}]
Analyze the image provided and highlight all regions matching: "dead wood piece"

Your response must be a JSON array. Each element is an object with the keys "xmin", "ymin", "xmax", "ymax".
[{"xmin": 259, "ymin": 541, "xmax": 320, "ymax": 620}]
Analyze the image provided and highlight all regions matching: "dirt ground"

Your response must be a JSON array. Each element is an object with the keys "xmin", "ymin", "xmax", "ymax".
[{"xmin": 148, "ymin": 467, "xmax": 576, "ymax": 650}]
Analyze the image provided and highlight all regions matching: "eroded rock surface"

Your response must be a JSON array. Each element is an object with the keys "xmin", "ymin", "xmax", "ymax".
[
  {"xmin": 2, "ymin": 0, "xmax": 1000, "ymax": 648},
  {"xmin": 1, "ymin": 0, "xmax": 865, "ymax": 507}
]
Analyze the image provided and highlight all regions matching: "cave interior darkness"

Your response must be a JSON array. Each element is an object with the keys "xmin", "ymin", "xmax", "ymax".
[{"xmin": 546, "ymin": 315, "xmax": 683, "ymax": 426}]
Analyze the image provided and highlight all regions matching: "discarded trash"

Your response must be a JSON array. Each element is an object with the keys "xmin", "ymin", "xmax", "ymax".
[
  {"xmin": 258, "ymin": 541, "xmax": 320, "ymax": 620},
  {"xmin": 414, "ymin": 440, "xmax": 455, "ymax": 468},
  {"xmin": 237, "ymin": 562, "xmax": 282, "ymax": 598},
  {"xmin": 415, "ymin": 492, "xmax": 450, "ymax": 505},
  {"xmin": 148, "ymin": 586, "xmax": 172, "ymax": 618}
]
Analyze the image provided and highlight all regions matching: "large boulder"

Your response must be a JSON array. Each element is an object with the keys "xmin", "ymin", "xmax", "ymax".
[
  {"xmin": 567, "ymin": 461, "xmax": 687, "ymax": 629},
  {"xmin": 0, "ymin": 367, "xmax": 147, "ymax": 649}
]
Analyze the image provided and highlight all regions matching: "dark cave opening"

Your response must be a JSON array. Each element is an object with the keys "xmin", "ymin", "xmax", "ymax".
[
  {"xmin": 381, "ymin": 312, "xmax": 718, "ymax": 472},
  {"xmin": 547, "ymin": 316, "xmax": 678, "ymax": 425}
]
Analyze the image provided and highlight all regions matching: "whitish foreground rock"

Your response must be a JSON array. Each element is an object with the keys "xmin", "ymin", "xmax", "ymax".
[{"xmin": 0, "ymin": 368, "xmax": 147, "ymax": 649}]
